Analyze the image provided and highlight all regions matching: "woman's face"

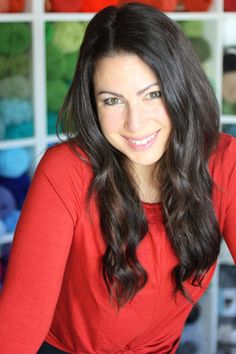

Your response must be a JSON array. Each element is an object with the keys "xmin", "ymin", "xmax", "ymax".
[{"xmin": 93, "ymin": 53, "xmax": 172, "ymax": 174}]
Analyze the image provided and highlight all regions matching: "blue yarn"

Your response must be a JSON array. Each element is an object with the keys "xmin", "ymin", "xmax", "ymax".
[
  {"xmin": 0, "ymin": 98, "xmax": 33, "ymax": 125},
  {"xmin": 3, "ymin": 209, "xmax": 20, "ymax": 233},
  {"xmin": 0, "ymin": 219, "xmax": 7, "ymax": 237},
  {"xmin": 0, "ymin": 148, "xmax": 31, "ymax": 178},
  {"xmin": 0, "ymin": 172, "xmax": 31, "ymax": 209},
  {"xmin": 47, "ymin": 111, "xmax": 57, "ymax": 135},
  {"xmin": 0, "ymin": 185, "xmax": 16, "ymax": 219},
  {"xmin": 5, "ymin": 120, "xmax": 34, "ymax": 139}
]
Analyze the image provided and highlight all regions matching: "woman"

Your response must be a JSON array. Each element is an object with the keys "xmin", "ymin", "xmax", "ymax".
[{"xmin": 0, "ymin": 2, "xmax": 235, "ymax": 353}]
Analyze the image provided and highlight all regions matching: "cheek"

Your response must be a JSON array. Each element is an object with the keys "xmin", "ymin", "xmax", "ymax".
[{"xmin": 98, "ymin": 111, "xmax": 123, "ymax": 135}]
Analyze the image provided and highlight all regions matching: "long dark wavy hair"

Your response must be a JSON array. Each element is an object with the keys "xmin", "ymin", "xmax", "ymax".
[{"xmin": 58, "ymin": 2, "xmax": 222, "ymax": 308}]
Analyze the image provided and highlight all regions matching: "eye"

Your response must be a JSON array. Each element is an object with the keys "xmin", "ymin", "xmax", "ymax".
[
  {"xmin": 103, "ymin": 97, "xmax": 122, "ymax": 106},
  {"xmin": 145, "ymin": 91, "xmax": 162, "ymax": 100}
]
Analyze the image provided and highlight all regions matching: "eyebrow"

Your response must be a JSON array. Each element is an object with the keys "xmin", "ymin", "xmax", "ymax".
[{"xmin": 97, "ymin": 82, "xmax": 160, "ymax": 98}]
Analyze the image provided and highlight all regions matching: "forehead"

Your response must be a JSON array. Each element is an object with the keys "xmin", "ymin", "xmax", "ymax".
[{"xmin": 93, "ymin": 52, "xmax": 158, "ymax": 90}]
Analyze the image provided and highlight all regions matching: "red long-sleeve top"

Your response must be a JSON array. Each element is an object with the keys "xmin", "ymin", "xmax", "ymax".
[{"xmin": 0, "ymin": 133, "xmax": 236, "ymax": 353}]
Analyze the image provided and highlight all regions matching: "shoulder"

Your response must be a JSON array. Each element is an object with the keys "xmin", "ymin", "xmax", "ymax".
[
  {"xmin": 38, "ymin": 142, "xmax": 93, "ymax": 182},
  {"xmin": 209, "ymin": 132, "xmax": 236, "ymax": 191},
  {"xmin": 209, "ymin": 133, "xmax": 236, "ymax": 168}
]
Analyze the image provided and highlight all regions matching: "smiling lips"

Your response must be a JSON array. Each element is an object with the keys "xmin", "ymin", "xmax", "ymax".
[{"xmin": 125, "ymin": 130, "xmax": 159, "ymax": 151}]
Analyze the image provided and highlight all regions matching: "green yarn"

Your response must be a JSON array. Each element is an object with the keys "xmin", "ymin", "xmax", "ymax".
[
  {"xmin": 189, "ymin": 37, "xmax": 211, "ymax": 63},
  {"xmin": 0, "ymin": 23, "xmax": 31, "ymax": 55},
  {"xmin": 0, "ymin": 76, "xmax": 31, "ymax": 99},
  {"xmin": 47, "ymin": 79, "xmax": 68, "ymax": 112},
  {"xmin": 10, "ymin": 54, "xmax": 31, "ymax": 76},
  {"xmin": 178, "ymin": 21, "xmax": 204, "ymax": 38},
  {"xmin": 222, "ymin": 101, "xmax": 236, "ymax": 115},
  {"xmin": 45, "ymin": 23, "xmax": 55, "ymax": 44},
  {"xmin": 0, "ymin": 55, "xmax": 10, "ymax": 78},
  {"xmin": 53, "ymin": 22, "xmax": 87, "ymax": 53},
  {"xmin": 46, "ymin": 43, "xmax": 67, "ymax": 80},
  {"xmin": 63, "ymin": 52, "xmax": 78, "ymax": 81}
]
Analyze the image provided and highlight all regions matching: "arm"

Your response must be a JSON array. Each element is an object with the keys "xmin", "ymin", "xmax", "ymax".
[{"xmin": 0, "ymin": 147, "xmax": 79, "ymax": 353}]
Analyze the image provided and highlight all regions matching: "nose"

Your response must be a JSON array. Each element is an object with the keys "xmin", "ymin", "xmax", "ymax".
[{"xmin": 124, "ymin": 104, "xmax": 146, "ymax": 133}]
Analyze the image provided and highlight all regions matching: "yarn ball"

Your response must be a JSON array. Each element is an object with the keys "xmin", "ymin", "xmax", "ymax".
[
  {"xmin": 5, "ymin": 120, "xmax": 34, "ymax": 139},
  {"xmin": 222, "ymin": 124, "xmax": 236, "ymax": 137},
  {"xmin": 50, "ymin": 0, "xmax": 83, "ymax": 12},
  {"xmin": 0, "ymin": 99, "xmax": 33, "ymax": 125},
  {"xmin": 45, "ymin": 23, "xmax": 54, "ymax": 44},
  {"xmin": 151, "ymin": 0, "xmax": 177, "ymax": 12},
  {"xmin": 0, "ymin": 121, "xmax": 6, "ymax": 140},
  {"xmin": 47, "ymin": 111, "xmax": 58, "ymax": 135},
  {"xmin": 3, "ymin": 209, "xmax": 21, "ymax": 233},
  {"xmin": 189, "ymin": 37, "xmax": 211, "ymax": 62},
  {"xmin": 9, "ymin": 53, "xmax": 31, "ymax": 76},
  {"xmin": 47, "ymin": 79, "xmax": 68, "ymax": 111},
  {"xmin": 0, "ymin": 148, "xmax": 31, "ymax": 178},
  {"xmin": 178, "ymin": 20, "xmax": 204, "ymax": 38},
  {"xmin": 224, "ymin": 0, "xmax": 236, "ymax": 11},
  {"xmin": 0, "ymin": 219, "xmax": 7, "ymax": 237},
  {"xmin": 63, "ymin": 52, "xmax": 78, "ymax": 81},
  {"xmin": 222, "ymin": 101, "xmax": 236, "ymax": 115},
  {"xmin": 223, "ymin": 71, "xmax": 236, "ymax": 104},
  {"xmin": 46, "ymin": 43, "xmax": 67, "ymax": 80},
  {"xmin": 0, "ymin": 0, "xmax": 10, "ymax": 12},
  {"xmin": 184, "ymin": 0, "xmax": 212, "ymax": 11},
  {"xmin": 0, "ymin": 55, "xmax": 10, "ymax": 78},
  {"xmin": 0, "ymin": 172, "xmax": 31, "ymax": 209},
  {"xmin": 0, "ymin": 23, "xmax": 31, "ymax": 55},
  {"xmin": 223, "ymin": 47, "xmax": 236, "ymax": 72},
  {"xmin": 53, "ymin": 22, "xmax": 87, "ymax": 53},
  {"xmin": 80, "ymin": 0, "xmax": 118, "ymax": 12},
  {"xmin": 9, "ymin": 0, "xmax": 25, "ymax": 12},
  {"xmin": 0, "ymin": 186, "xmax": 16, "ymax": 219},
  {"xmin": 0, "ymin": 75, "xmax": 31, "ymax": 99}
]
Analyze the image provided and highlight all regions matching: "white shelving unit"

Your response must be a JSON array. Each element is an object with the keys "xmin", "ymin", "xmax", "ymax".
[{"xmin": 0, "ymin": 1, "xmax": 235, "ymax": 353}]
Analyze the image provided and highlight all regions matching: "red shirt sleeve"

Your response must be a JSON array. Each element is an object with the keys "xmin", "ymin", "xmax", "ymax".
[
  {"xmin": 222, "ymin": 136, "xmax": 236, "ymax": 264},
  {"xmin": 0, "ymin": 145, "xmax": 80, "ymax": 353}
]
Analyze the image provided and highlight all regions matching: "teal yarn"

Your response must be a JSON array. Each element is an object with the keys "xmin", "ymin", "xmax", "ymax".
[
  {"xmin": 0, "ymin": 99, "xmax": 33, "ymax": 124},
  {"xmin": 178, "ymin": 21, "xmax": 204, "ymax": 38},
  {"xmin": 189, "ymin": 37, "xmax": 211, "ymax": 63},
  {"xmin": 0, "ymin": 23, "xmax": 31, "ymax": 55},
  {"xmin": 47, "ymin": 111, "xmax": 58, "ymax": 135},
  {"xmin": 222, "ymin": 124, "xmax": 236, "ymax": 137},
  {"xmin": 46, "ymin": 43, "xmax": 67, "ymax": 80},
  {"xmin": 53, "ymin": 22, "xmax": 87, "ymax": 53},
  {"xmin": 47, "ymin": 79, "xmax": 68, "ymax": 112},
  {"xmin": 0, "ymin": 121, "xmax": 5, "ymax": 140},
  {"xmin": 0, "ymin": 148, "xmax": 31, "ymax": 178},
  {"xmin": 0, "ymin": 76, "xmax": 31, "ymax": 99},
  {"xmin": 5, "ymin": 121, "xmax": 34, "ymax": 140},
  {"xmin": 0, "ymin": 55, "xmax": 10, "ymax": 78},
  {"xmin": 10, "ymin": 54, "xmax": 31, "ymax": 76}
]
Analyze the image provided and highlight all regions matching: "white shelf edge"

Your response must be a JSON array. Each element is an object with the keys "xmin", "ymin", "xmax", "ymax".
[
  {"xmin": 43, "ymin": 13, "xmax": 94, "ymax": 22},
  {"xmin": 0, "ymin": 138, "xmax": 36, "ymax": 149},
  {"xmin": 0, "ymin": 13, "xmax": 33, "ymax": 22},
  {"xmin": 221, "ymin": 115, "xmax": 236, "ymax": 124}
]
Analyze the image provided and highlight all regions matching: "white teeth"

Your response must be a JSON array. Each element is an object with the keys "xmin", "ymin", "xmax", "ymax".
[{"xmin": 129, "ymin": 132, "xmax": 156, "ymax": 145}]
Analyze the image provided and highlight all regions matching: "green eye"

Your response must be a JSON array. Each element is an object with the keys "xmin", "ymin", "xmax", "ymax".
[
  {"xmin": 147, "ymin": 91, "xmax": 162, "ymax": 99},
  {"xmin": 104, "ymin": 97, "xmax": 121, "ymax": 105}
]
